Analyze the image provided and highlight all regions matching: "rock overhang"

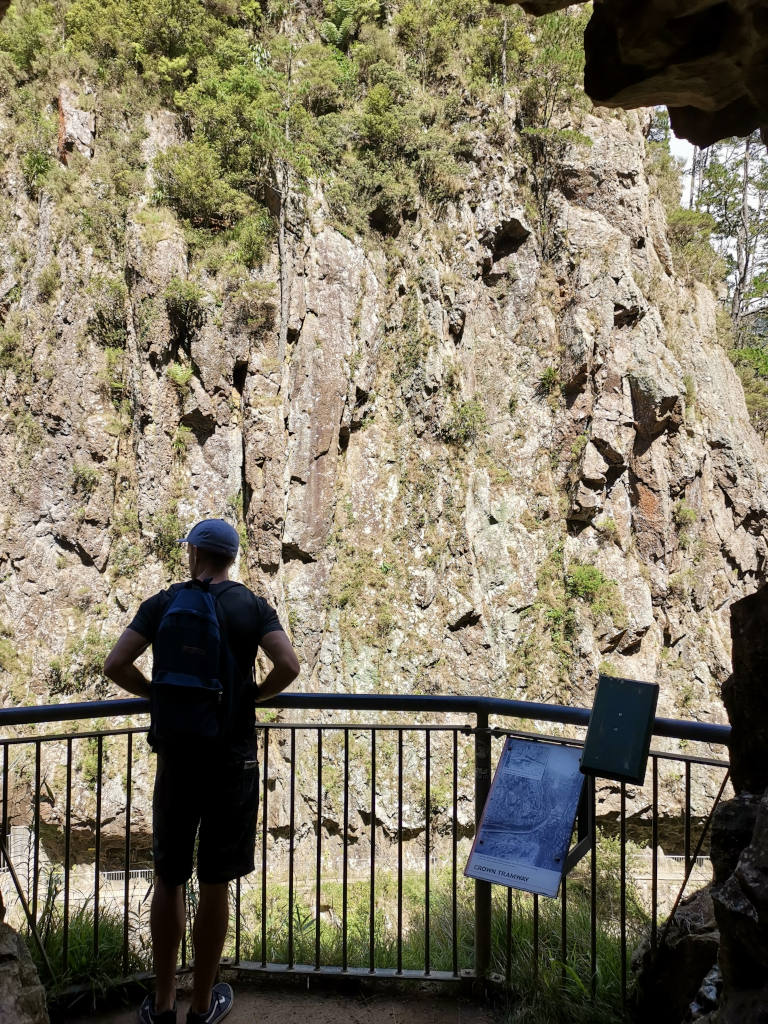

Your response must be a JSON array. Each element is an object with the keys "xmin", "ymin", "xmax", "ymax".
[{"xmin": 498, "ymin": 0, "xmax": 768, "ymax": 146}]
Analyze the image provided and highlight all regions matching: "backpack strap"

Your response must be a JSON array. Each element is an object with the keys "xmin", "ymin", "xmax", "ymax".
[{"xmin": 211, "ymin": 582, "xmax": 254, "ymax": 685}]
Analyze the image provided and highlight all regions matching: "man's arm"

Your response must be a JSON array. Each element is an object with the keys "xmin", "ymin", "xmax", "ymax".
[
  {"xmin": 257, "ymin": 630, "xmax": 300, "ymax": 702},
  {"xmin": 104, "ymin": 628, "xmax": 152, "ymax": 699}
]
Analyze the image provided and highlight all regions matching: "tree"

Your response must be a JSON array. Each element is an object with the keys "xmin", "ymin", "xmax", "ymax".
[
  {"xmin": 517, "ymin": 9, "xmax": 591, "ymax": 257},
  {"xmin": 697, "ymin": 132, "xmax": 768, "ymax": 345}
]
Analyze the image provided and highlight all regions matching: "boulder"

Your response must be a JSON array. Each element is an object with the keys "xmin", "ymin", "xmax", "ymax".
[
  {"xmin": 724, "ymin": 585, "xmax": 768, "ymax": 794},
  {"xmin": 0, "ymin": 923, "xmax": 49, "ymax": 1024},
  {"xmin": 57, "ymin": 84, "xmax": 95, "ymax": 163},
  {"xmin": 632, "ymin": 888, "xmax": 719, "ymax": 1024},
  {"xmin": 711, "ymin": 794, "xmax": 761, "ymax": 884},
  {"xmin": 712, "ymin": 789, "xmax": 768, "ymax": 999}
]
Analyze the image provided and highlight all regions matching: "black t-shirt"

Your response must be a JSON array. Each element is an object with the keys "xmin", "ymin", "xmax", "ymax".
[{"xmin": 129, "ymin": 580, "xmax": 283, "ymax": 743}]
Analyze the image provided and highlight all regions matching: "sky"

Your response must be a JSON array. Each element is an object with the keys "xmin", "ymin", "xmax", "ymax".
[
  {"xmin": 670, "ymin": 133, "xmax": 694, "ymax": 171},
  {"xmin": 670, "ymin": 132, "xmax": 694, "ymax": 205}
]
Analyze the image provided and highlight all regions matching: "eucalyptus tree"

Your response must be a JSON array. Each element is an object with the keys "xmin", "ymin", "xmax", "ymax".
[{"xmin": 696, "ymin": 132, "xmax": 768, "ymax": 346}]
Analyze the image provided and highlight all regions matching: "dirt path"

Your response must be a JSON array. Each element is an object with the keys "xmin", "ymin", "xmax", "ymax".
[{"xmin": 65, "ymin": 983, "xmax": 499, "ymax": 1024}]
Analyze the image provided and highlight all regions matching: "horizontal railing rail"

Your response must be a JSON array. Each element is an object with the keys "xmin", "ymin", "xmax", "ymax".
[
  {"xmin": 0, "ymin": 693, "xmax": 732, "ymax": 744},
  {"xmin": 0, "ymin": 690, "xmax": 731, "ymax": 1015}
]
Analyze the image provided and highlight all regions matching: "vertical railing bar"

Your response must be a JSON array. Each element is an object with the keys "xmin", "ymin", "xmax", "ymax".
[
  {"xmin": 684, "ymin": 761, "xmax": 692, "ymax": 873},
  {"xmin": 397, "ymin": 729, "xmax": 403, "ymax": 975},
  {"xmin": 369, "ymin": 728, "xmax": 376, "ymax": 973},
  {"xmin": 33, "ymin": 741, "xmax": 41, "ymax": 923},
  {"xmin": 260, "ymin": 728, "xmax": 270, "ymax": 968},
  {"xmin": 342, "ymin": 728, "xmax": 349, "ymax": 972},
  {"xmin": 93, "ymin": 735, "xmax": 103, "ymax": 963},
  {"xmin": 533, "ymin": 893, "xmax": 539, "ymax": 983},
  {"xmin": 620, "ymin": 782, "xmax": 627, "ymax": 1007},
  {"xmin": 452, "ymin": 728, "xmax": 458, "ymax": 978},
  {"xmin": 315, "ymin": 728, "xmax": 322, "ymax": 971},
  {"xmin": 63, "ymin": 738, "xmax": 72, "ymax": 973},
  {"xmin": 474, "ymin": 712, "xmax": 491, "ymax": 979},
  {"xmin": 288, "ymin": 728, "xmax": 296, "ymax": 968},
  {"xmin": 123, "ymin": 732, "xmax": 133, "ymax": 975},
  {"xmin": 1, "ymin": 743, "xmax": 8, "ymax": 865},
  {"xmin": 235, "ymin": 877, "xmax": 241, "ymax": 965},
  {"xmin": 505, "ymin": 887, "xmax": 512, "ymax": 988},
  {"xmin": 560, "ymin": 874, "xmax": 567, "ymax": 987},
  {"xmin": 652, "ymin": 755, "xmax": 658, "ymax": 953},
  {"xmin": 424, "ymin": 729, "xmax": 430, "ymax": 976},
  {"xmin": 589, "ymin": 777, "xmax": 597, "ymax": 1002}
]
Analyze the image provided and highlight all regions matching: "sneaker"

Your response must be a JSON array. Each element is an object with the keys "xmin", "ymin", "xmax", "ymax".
[
  {"xmin": 138, "ymin": 994, "xmax": 177, "ymax": 1024},
  {"xmin": 186, "ymin": 982, "xmax": 233, "ymax": 1024}
]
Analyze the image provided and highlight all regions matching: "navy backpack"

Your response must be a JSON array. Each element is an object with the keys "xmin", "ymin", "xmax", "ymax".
[{"xmin": 149, "ymin": 579, "xmax": 242, "ymax": 748}]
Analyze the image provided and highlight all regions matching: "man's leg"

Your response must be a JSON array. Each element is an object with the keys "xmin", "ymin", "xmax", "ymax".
[
  {"xmin": 151, "ymin": 876, "xmax": 185, "ymax": 1012},
  {"xmin": 189, "ymin": 882, "xmax": 229, "ymax": 1015}
]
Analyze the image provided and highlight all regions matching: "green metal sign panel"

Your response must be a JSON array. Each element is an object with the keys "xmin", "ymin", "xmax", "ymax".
[{"xmin": 580, "ymin": 674, "xmax": 659, "ymax": 785}]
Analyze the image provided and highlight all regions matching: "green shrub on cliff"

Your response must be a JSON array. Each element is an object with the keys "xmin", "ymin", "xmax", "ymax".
[
  {"xmin": 164, "ymin": 276, "xmax": 206, "ymax": 337},
  {"xmin": 87, "ymin": 277, "xmax": 128, "ymax": 349},
  {"xmin": 321, "ymin": 0, "xmax": 380, "ymax": 51},
  {"xmin": 666, "ymin": 207, "xmax": 726, "ymax": 287},
  {"xmin": 0, "ymin": 1, "xmax": 56, "ymax": 74},
  {"xmin": 441, "ymin": 399, "xmax": 487, "ymax": 447},
  {"xmin": 45, "ymin": 629, "xmax": 115, "ymax": 698},
  {"xmin": 730, "ymin": 345, "xmax": 768, "ymax": 438},
  {"xmin": 565, "ymin": 563, "xmax": 626, "ymax": 625},
  {"xmin": 154, "ymin": 139, "xmax": 251, "ymax": 227}
]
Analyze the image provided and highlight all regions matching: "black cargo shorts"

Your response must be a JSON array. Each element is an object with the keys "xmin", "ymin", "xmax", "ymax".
[{"xmin": 152, "ymin": 738, "xmax": 260, "ymax": 886}]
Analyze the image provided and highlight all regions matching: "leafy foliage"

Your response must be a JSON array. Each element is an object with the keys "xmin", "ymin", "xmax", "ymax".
[
  {"xmin": 0, "ymin": 0, "xmax": 596, "ymax": 253},
  {"xmin": 154, "ymin": 139, "xmax": 250, "ymax": 228},
  {"xmin": 29, "ymin": 876, "xmax": 149, "ymax": 997},
  {"xmin": 164, "ymin": 276, "xmax": 206, "ymax": 338},
  {"xmin": 517, "ymin": 9, "xmax": 590, "ymax": 256},
  {"xmin": 45, "ymin": 629, "xmax": 115, "ymax": 698},
  {"xmin": 166, "ymin": 360, "xmax": 194, "ymax": 395},
  {"xmin": 731, "ymin": 345, "xmax": 768, "ymax": 437},
  {"xmin": 565, "ymin": 563, "xmax": 624, "ymax": 621},
  {"xmin": 87, "ymin": 277, "xmax": 128, "ymax": 348},
  {"xmin": 441, "ymin": 399, "xmax": 486, "ymax": 446},
  {"xmin": 321, "ymin": 0, "xmax": 379, "ymax": 52},
  {"xmin": 666, "ymin": 207, "xmax": 725, "ymax": 287},
  {"xmin": 150, "ymin": 503, "xmax": 186, "ymax": 573}
]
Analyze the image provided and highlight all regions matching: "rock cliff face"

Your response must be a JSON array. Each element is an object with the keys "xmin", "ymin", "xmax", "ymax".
[{"xmin": 1, "ymin": 87, "xmax": 767, "ymax": 848}]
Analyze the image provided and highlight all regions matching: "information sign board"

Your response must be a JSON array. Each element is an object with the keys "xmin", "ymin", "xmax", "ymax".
[{"xmin": 464, "ymin": 738, "xmax": 585, "ymax": 898}]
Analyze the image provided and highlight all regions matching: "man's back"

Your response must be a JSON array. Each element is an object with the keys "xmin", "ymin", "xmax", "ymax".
[
  {"xmin": 130, "ymin": 580, "xmax": 283, "ymax": 745},
  {"xmin": 103, "ymin": 518, "xmax": 299, "ymax": 1024}
]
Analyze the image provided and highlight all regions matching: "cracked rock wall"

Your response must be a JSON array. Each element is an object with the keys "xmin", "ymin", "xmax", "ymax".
[{"xmin": 1, "ymin": 93, "xmax": 766, "ymax": 860}]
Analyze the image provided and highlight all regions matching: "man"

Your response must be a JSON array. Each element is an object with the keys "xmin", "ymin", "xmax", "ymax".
[{"xmin": 105, "ymin": 518, "xmax": 300, "ymax": 1024}]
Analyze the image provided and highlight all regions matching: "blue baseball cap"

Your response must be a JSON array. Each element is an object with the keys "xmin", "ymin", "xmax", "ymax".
[{"xmin": 178, "ymin": 519, "xmax": 240, "ymax": 559}]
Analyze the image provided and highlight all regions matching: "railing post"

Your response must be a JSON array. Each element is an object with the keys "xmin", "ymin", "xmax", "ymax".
[{"xmin": 474, "ymin": 709, "xmax": 492, "ymax": 978}]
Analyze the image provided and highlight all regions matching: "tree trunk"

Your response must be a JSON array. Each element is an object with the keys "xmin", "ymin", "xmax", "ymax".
[
  {"xmin": 501, "ymin": 17, "xmax": 509, "ymax": 112},
  {"xmin": 732, "ymin": 134, "xmax": 751, "ymax": 333},
  {"xmin": 277, "ymin": 162, "xmax": 291, "ymax": 365},
  {"xmin": 688, "ymin": 146, "xmax": 699, "ymax": 208}
]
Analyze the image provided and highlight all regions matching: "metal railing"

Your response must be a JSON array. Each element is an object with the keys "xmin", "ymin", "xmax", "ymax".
[{"xmin": 0, "ymin": 693, "xmax": 730, "ymax": 1006}]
